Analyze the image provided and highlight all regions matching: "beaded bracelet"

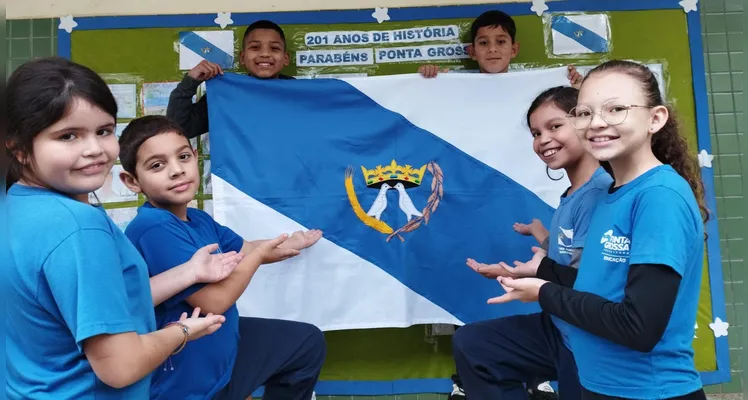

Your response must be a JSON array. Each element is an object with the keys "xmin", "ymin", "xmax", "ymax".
[{"xmin": 166, "ymin": 321, "xmax": 190, "ymax": 355}]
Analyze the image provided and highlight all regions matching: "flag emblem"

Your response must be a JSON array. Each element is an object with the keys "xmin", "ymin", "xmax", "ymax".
[{"xmin": 345, "ymin": 160, "xmax": 443, "ymax": 242}]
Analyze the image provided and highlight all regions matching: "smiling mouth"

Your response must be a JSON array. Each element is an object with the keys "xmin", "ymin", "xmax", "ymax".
[
  {"xmin": 542, "ymin": 148, "xmax": 561, "ymax": 158},
  {"xmin": 77, "ymin": 162, "xmax": 106, "ymax": 174}
]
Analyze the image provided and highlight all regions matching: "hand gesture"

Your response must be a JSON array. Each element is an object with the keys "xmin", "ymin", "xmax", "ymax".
[
  {"xmin": 253, "ymin": 234, "xmax": 301, "ymax": 264},
  {"xmin": 187, "ymin": 60, "xmax": 224, "ymax": 82},
  {"xmin": 466, "ymin": 246, "xmax": 546, "ymax": 279},
  {"xmin": 176, "ymin": 307, "xmax": 226, "ymax": 341},
  {"xmin": 281, "ymin": 229, "xmax": 323, "ymax": 251},
  {"xmin": 568, "ymin": 65, "xmax": 583, "ymax": 89},
  {"xmin": 418, "ymin": 64, "xmax": 448, "ymax": 78},
  {"xmin": 513, "ymin": 218, "xmax": 545, "ymax": 237},
  {"xmin": 487, "ymin": 277, "xmax": 548, "ymax": 304},
  {"xmin": 188, "ymin": 243, "xmax": 244, "ymax": 284}
]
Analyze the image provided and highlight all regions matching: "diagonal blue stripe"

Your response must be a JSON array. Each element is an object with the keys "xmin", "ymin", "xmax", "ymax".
[
  {"xmin": 208, "ymin": 73, "xmax": 552, "ymax": 325},
  {"xmin": 178, "ymin": 31, "xmax": 234, "ymax": 68},
  {"xmin": 551, "ymin": 15, "xmax": 609, "ymax": 53}
]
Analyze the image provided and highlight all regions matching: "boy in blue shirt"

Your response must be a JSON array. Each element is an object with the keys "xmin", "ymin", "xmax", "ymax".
[{"xmin": 117, "ymin": 115, "xmax": 326, "ymax": 400}]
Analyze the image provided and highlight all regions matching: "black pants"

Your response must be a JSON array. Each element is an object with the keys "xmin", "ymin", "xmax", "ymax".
[
  {"xmin": 453, "ymin": 312, "xmax": 580, "ymax": 399},
  {"xmin": 213, "ymin": 317, "xmax": 326, "ymax": 400}
]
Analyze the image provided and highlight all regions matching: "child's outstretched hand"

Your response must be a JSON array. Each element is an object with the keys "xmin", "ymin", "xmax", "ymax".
[
  {"xmin": 567, "ymin": 65, "xmax": 583, "ymax": 89},
  {"xmin": 176, "ymin": 307, "xmax": 226, "ymax": 341},
  {"xmin": 467, "ymin": 246, "xmax": 546, "ymax": 279},
  {"xmin": 513, "ymin": 218, "xmax": 545, "ymax": 236},
  {"xmin": 280, "ymin": 229, "xmax": 323, "ymax": 251},
  {"xmin": 188, "ymin": 243, "xmax": 244, "ymax": 284},
  {"xmin": 187, "ymin": 60, "xmax": 224, "ymax": 82},
  {"xmin": 487, "ymin": 277, "xmax": 548, "ymax": 304},
  {"xmin": 418, "ymin": 64, "xmax": 448, "ymax": 78},
  {"xmin": 252, "ymin": 234, "xmax": 301, "ymax": 264}
]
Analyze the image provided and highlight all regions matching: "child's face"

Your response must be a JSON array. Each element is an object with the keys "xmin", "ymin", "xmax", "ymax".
[
  {"xmin": 529, "ymin": 103, "xmax": 585, "ymax": 171},
  {"xmin": 470, "ymin": 25, "xmax": 519, "ymax": 74},
  {"xmin": 241, "ymin": 29, "xmax": 290, "ymax": 79},
  {"xmin": 130, "ymin": 132, "xmax": 200, "ymax": 208},
  {"xmin": 22, "ymin": 97, "xmax": 117, "ymax": 201},
  {"xmin": 575, "ymin": 72, "xmax": 667, "ymax": 163}
]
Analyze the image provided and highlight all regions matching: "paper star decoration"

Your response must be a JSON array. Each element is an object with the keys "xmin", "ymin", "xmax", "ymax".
[
  {"xmin": 698, "ymin": 149, "xmax": 714, "ymax": 168},
  {"xmin": 372, "ymin": 7, "xmax": 391, "ymax": 24},
  {"xmin": 214, "ymin": 12, "xmax": 233, "ymax": 29},
  {"xmin": 679, "ymin": 0, "xmax": 698, "ymax": 13},
  {"xmin": 694, "ymin": 322, "xmax": 698, "ymax": 338},
  {"xmin": 530, "ymin": 0, "xmax": 549, "ymax": 16},
  {"xmin": 58, "ymin": 15, "xmax": 78, "ymax": 33},
  {"xmin": 709, "ymin": 317, "xmax": 729, "ymax": 338}
]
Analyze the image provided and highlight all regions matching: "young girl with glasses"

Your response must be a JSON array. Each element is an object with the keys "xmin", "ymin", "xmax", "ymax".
[{"xmin": 486, "ymin": 59, "xmax": 709, "ymax": 400}]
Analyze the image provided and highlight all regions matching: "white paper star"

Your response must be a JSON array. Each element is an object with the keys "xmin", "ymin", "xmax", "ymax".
[
  {"xmin": 372, "ymin": 7, "xmax": 390, "ymax": 24},
  {"xmin": 698, "ymin": 149, "xmax": 714, "ymax": 168},
  {"xmin": 709, "ymin": 317, "xmax": 729, "ymax": 338},
  {"xmin": 694, "ymin": 322, "xmax": 698, "ymax": 338},
  {"xmin": 530, "ymin": 0, "xmax": 549, "ymax": 16},
  {"xmin": 214, "ymin": 12, "xmax": 233, "ymax": 29},
  {"xmin": 679, "ymin": 0, "xmax": 698, "ymax": 13},
  {"xmin": 58, "ymin": 15, "xmax": 78, "ymax": 33}
]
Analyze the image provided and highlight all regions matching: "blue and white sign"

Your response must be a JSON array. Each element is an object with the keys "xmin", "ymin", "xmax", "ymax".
[
  {"xmin": 551, "ymin": 14, "xmax": 610, "ymax": 55},
  {"xmin": 375, "ymin": 43, "xmax": 471, "ymax": 63},
  {"xmin": 179, "ymin": 30, "xmax": 235, "ymax": 70},
  {"xmin": 304, "ymin": 25, "xmax": 460, "ymax": 47},
  {"xmin": 296, "ymin": 48, "xmax": 374, "ymax": 67}
]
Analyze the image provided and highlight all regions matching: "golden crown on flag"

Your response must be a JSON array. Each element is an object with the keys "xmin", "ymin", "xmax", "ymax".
[{"xmin": 361, "ymin": 160, "xmax": 428, "ymax": 188}]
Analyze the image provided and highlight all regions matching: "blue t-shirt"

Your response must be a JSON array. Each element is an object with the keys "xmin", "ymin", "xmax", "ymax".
[
  {"xmin": 546, "ymin": 167, "xmax": 612, "ymax": 265},
  {"xmin": 125, "ymin": 202, "xmax": 245, "ymax": 400},
  {"xmin": 569, "ymin": 165, "xmax": 704, "ymax": 398},
  {"xmin": 6, "ymin": 184, "xmax": 156, "ymax": 399},
  {"xmin": 547, "ymin": 167, "xmax": 611, "ymax": 347}
]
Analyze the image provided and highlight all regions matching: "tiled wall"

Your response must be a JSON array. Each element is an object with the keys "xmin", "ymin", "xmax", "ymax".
[
  {"xmin": 701, "ymin": 0, "xmax": 745, "ymax": 396},
  {"xmin": 6, "ymin": 0, "xmax": 746, "ymax": 397}
]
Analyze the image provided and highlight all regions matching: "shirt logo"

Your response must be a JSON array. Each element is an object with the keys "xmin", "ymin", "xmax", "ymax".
[
  {"xmin": 557, "ymin": 226, "xmax": 574, "ymax": 256},
  {"xmin": 600, "ymin": 229, "xmax": 630, "ymax": 263}
]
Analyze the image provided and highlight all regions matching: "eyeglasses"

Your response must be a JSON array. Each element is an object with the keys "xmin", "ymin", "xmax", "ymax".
[{"xmin": 567, "ymin": 101, "xmax": 654, "ymax": 130}]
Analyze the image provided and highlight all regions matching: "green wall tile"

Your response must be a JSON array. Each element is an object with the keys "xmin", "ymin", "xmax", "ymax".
[
  {"xmin": 727, "ymin": 32, "xmax": 742, "ymax": 51},
  {"xmin": 715, "ymin": 113, "xmax": 738, "ymax": 133},
  {"xmin": 11, "ymin": 38, "xmax": 31, "ymax": 59},
  {"xmin": 713, "ymin": 93, "xmax": 736, "ymax": 113},
  {"xmin": 32, "ymin": 19, "xmax": 53, "ymax": 37},
  {"xmin": 724, "ymin": 13, "xmax": 743, "ymax": 32},
  {"xmin": 706, "ymin": 33, "xmax": 728, "ymax": 52},
  {"xmin": 725, "ymin": 0, "xmax": 744, "ymax": 11},
  {"xmin": 708, "ymin": 53, "xmax": 731, "ymax": 72},
  {"xmin": 11, "ymin": 20, "xmax": 31, "ymax": 37}
]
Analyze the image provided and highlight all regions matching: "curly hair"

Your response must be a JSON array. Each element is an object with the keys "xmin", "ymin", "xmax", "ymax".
[{"xmin": 585, "ymin": 60, "xmax": 709, "ymax": 225}]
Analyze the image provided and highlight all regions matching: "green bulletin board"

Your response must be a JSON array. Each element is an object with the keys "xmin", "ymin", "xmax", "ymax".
[{"xmin": 61, "ymin": 3, "xmax": 727, "ymax": 391}]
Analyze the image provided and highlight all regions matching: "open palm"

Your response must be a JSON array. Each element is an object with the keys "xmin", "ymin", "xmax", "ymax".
[{"xmin": 189, "ymin": 244, "xmax": 243, "ymax": 283}]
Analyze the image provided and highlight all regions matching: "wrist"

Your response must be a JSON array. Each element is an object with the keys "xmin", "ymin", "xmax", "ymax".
[{"xmin": 165, "ymin": 322, "xmax": 189, "ymax": 353}]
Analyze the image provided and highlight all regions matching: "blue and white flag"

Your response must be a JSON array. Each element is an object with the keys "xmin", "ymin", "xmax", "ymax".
[
  {"xmin": 551, "ymin": 14, "xmax": 610, "ymax": 55},
  {"xmin": 179, "ymin": 30, "xmax": 234, "ymax": 70},
  {"xmin": 207, "ymin": 69, "xmax": 571, "ymax": 330}
]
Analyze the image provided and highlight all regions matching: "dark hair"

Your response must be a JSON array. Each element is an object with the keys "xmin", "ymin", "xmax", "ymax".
[
  {"xmin": 242, "ymin": 20, "xmax": 287, "ymax": 49},
  {"xmin": 118, "ymin": 116, "xmax": 190, "ymax": 176},
  {"xmin": 471, "ymin": 10, "xmax": 517, "ymax": 43},
  {"xmin": 6, "ymin": 57, "xmax": 118, "ymax": 191},
  {"xmin": 584, "ymin": 60, "xmax": 709, "ymax": 224}
]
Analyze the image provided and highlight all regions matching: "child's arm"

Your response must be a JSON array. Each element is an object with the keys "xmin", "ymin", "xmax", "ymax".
[
  {"xmin": 185, "ymin": 235, "xmax": 299, "ymax": 315},
  {"xmin": 166, "ymin": 60, "xmax": 223, "ymax": 139},
  {"xmin": 45, "ymin": 229, "xmax": 226, "ymax": 389},
  {"xmin": 149, "ymin": 244, "xmax": 243, "ymax": 306},
  {"xmin": 241, "ymin": 229, "xmax": 323, "ymax": 262},
  {"xmin": 513, "ymin": 218, "xmax": 549, "ymax": 246},
  {"xmin": 84, "ymin": 308, "xmax": 225, "ymax": 388}
]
